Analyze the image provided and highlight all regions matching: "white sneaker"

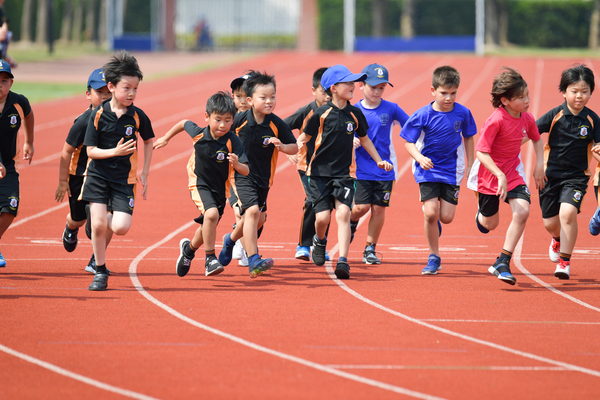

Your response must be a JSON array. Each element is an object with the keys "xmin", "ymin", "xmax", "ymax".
[
  {"xmin": 554, "ymin": 259, "xmax": 570, "ymax": 280},
  {"xmin": 232, "ymin": 240, "xmax": 244, "ymax": 260},
  {"xmin": 238, "ymin": 250, "xmax": 248, "ymax": 266},
  {"xmin": 549, "ymin": 238, "xmax": 560, "ymax": 263}
]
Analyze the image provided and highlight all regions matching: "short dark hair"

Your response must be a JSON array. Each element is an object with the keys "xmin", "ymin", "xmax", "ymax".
[
  {"xmin": 491, "ymin": 67, "xmax": 527, "ymax": 108},
  {"xmin": 102, "ymin": 50, "xmax": 143, "ymax": 85},
  {"xmin": 432, "ymin": 66, "xmax": 460, "ymax": 89},
  {"xmin": 242, "ymin": 71, "xmax": 276, "ymax": 99},
  {"xmin": 206, "ymin": 91, "xmax": 236, "ymax": 117},
  {"xmin": 559, "ymin": 63, "xmax": 595, "ymax": 94},
  {"xmin": 313, "ymin": 67, "xmax": 328, "ymax": 89}
]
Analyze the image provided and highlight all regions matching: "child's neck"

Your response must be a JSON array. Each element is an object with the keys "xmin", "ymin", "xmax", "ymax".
[
  {"xmin": 361, "ymin": 98, "xmax": 381, "ymax": 109},
  {"xmin": 252, "ymin": 108, "xmax": 268, "ymax": 124},
  {"xmin": 331, "ymin": 96, "xmax": 349, "ymax": 109},
  {"xmin": 109, "ymin": 98, "xmax": 129, "ymax": 118},
  {"xmin": 503, "ymin": 105, "xmax": 521, "ymax": 118}
]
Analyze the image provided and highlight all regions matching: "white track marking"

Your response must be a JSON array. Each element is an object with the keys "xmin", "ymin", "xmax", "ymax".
[
  {"xmin": 421, "ymin": 319, "xmax": 600, "ymax": 325},
  {"xmin": 327, "ymin": 365, "xmax": 568, "ymax": 371},
  {"xmin": 0, "ymin": 344, "xmax": 161, "ymax": 400},
  {"xmin": 127, "ymin": 222, "xmax": 447, "ymax": 400}
]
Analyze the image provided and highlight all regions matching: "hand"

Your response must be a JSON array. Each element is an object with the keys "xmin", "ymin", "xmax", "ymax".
[
  {"xmin": 496, "ymin": 173, "xmax": 508, "ymax": 201},
  {"xmin": 140, "ymin": 173, "xmax": 148, "ymax": 200},
  {"xmin": 418, "ymin": 156, "xmax": 434, "ymax": 170},
  {"xmin": 23, "ymin": 143, "xmax": 34, "ymax": 164},
  {"xmin": 286, "ymin": 154, "xmax": 298, "ymax": 165},
  {"xmin": 268, "ymin": 137, "xmax": 282, "ymax": 149},
  {"xmin": 377, "ymin": 160, "xmax": 393, "ymax": 171},
  {"xmin": 0, "ymin": 162, "xmax": 5, "ymax": 179},
  {"xmin": 533, "ymin": 164, "xmax": 547, "ymax": 190},
  {"xmin": 114, "ymin": 138, "xmax": 136, "ymax": 156},
  {"xmin": 227, "ymin": 153, "xmax": 239, "ymax": 167},
  {"xmin": 55, "ymin": 181, "xmax": 71, "ymax": 203},
  {"xmin": 153, "ymin": 136, "xmax": 169, "ymax": 149},
  {"xmin": 592, "ymin": 144, "xmax": 600, "ymax": 154},
  {"xmin": 353, "ymin": 137, "xmax": 361, "ymax": 149}
]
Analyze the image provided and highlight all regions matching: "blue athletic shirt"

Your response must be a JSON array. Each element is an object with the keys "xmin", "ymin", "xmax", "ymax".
[
  {"xmin": 354, "ymin": 99, "xmax": 409, "ymax": 181},
  {"xmin": 400, "ymin": 102, "xmax": 477, "ymax": 185}
]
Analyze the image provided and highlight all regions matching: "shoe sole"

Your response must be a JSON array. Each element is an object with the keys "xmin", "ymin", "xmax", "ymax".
[
  {"xmin": 249, "ymin": 258, "xmax": 274, "ymax": 278},
  {"xmin": 422, "ymin": 269, "xmax": 438, "ymax": 275},
  {"xmin": 295, "ymin": 253, "xmax": 310, "ymax": 261},
  {"xmin": 362, "ymin": 257, "xmax": 381, "ymax": 265},
  {"xmin": 335, "ymin": 267, "xmax": 350, "ymax": 279},
  {"xmin": 488, "ymin": 266, "xmax": 516, "ymax": 285},
  {"xmin": 555, "ymin": 271, "xmax": 570, "ymax": 280},
  {"xmin": 89, "ymin": 274, "xmax": 109, "ymax": 291}
]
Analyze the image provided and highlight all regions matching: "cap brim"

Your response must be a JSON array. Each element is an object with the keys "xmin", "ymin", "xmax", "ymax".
[
  {"xmin": 346, "ymin": 72, "xmax": 367, "ymax": 83},
  {"xmin": 364, "ymin": 78, "xmax": 393, "ymax": 87},
  {"xmin": 230, "ymin": 77, "xmax": 246, "ymax": 90},
  {"xmin": 89, "ymin": 83, "xmax": 107, "ymax": 90}
]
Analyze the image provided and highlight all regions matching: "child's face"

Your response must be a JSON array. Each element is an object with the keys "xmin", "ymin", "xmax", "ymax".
[
  {"xmin": 205, "ymin": 111, "xmax": 235, "ymax": 139},
  {"xmin": 312, "ymin": 84, "xmax": 330, "ymax": 107},
  {"xmin": 431, "ymin": 85, "xmax": 457, "ymax": 112},
  {"xmin": 361, "ymin": 82, "xmax": 387, "ymax": 105},
  {"xmin": 108, "ymin": 75, "xmax": 140, "ymax": 108},
  {"xmin": 248, "ymin": 83, "xmax": 276, "ymax": 116},
  {"xmin": 563, "ymin": 80, "xmax": 591, "ymax": 115},
  {"xmin": 332, "ymin": 81, "xmax": 355, "ymax": 102},
  {"xmin": 0, "ymin": 72, "xmax": 13, "ymax": 102},
  {"xmin": 233, "ymin": 87, "xmax": 250, "ymax": 112},
  {"xmin": 86, "ymin": 86, "xmax": 112, "ymax": 108},
  {"xmin": 501, "ymin": 87, "xmax": 530, "ymax": 117}
]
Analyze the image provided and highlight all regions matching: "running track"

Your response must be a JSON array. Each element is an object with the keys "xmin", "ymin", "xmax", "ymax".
[{"xmin": 1, "ymin": 52, "xmax": 600, "ymax": 399}]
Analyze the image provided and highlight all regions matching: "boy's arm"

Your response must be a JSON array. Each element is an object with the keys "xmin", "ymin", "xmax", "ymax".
[
  {"xmin": 153, "ymin": 120, "xmax": 187, "ymax": 149},
  {"xmin": 140, "ymin": 138, "xmax": 154, "ymax": 200},
  {"xmin": 464, "ymin": 136, "xmax": 474, "ymax": 179},
  {"xmin": 404, "ymin": 141, "xmax": 433, "ymax": 170},
  {"xmin": 477, "ymin": 151, "xmax": 507, "ymax": 201},
  {"xmin": 268, "ymin": 138, "xmax": 299, "ymax": 155},
  {"xmin": 358, "ymin": 135, "xmax": 392, "ymax": 171},
  {"xmin": 55, "ymin": 143, "xmax": 77, "ymax": 202},
  {"xmin": 22, "ymin": 110, "xmax": 35, "ymax": 164},
  {"xmin": 229, "ymin": 154, "xmax": 249, "ymax": 176},
  {"xmin": 532, "ymin": 139, "xmax": 547, "ymax": 190},
  {"xmin": 87, "ymin": 138, "xmax": 136, "ymax": 159}
]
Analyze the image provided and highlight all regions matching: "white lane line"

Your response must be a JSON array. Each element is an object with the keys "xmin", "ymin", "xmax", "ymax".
[
  {"xmin": 421, "ymin": 319, "xmax": 600, "ymax": 325},
  {"xmin": 0, "ymin": 344, "xmax": 161, "ymax": 400},
  {"xmin": 127, "ymin": 222, "xmax": 448, "ymax": 400},
  {"xmin": 327, "ymin": 365, "xmax": 568, "ymax": 371}
]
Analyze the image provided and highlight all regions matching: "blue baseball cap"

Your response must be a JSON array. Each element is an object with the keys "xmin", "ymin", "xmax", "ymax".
[
  {"xmin": 362, "ymin": 63, "xmax": 393, "ymax": 87},
  {"xmin": 230, "ymin": 71, "xmax": 257, "ymax": 91},
  {"xmin": 87, "ymin": 68, "xmax": 107, "ymax": 90},
  {"xmin": 0, "ymin": 59, "xmax": 14, "ymax": 79},
  {"xmin": 320, "ymin": 65, "xmax": 366, "ymax": 91}
]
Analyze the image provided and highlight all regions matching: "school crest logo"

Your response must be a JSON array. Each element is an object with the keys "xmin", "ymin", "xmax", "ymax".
[
  {"xmin": 125, "ymin": 126, "xmax": 134, "ymax": 136},
  {"xmin": 573, "ymin": 190, "xmax": 582, "ymax": 202},
  {"xmin": 454, "ymin": 189, "xmax": 460, "ymax": 199},
  {"xmin": 9, "ymin": 197, "xmax": 18, "ymax": 209},
  {"xmin": 376, "ymin": 68, "xmax": 385, "ymax": 78},
  {"xmin": 525, "ymin": 186, "xmax": 531, "ymax": 196},
  {"xmin": 454, "ymin": 121, "xmax": 462, "ymax": 132},
  {"xmin": 379, "ymin": 114, "xmax": 389, "ymax": 126},
  {"xmin": 580, "ymin": 126, "xmax": 588, "ymax": 137},
  {"xmin": 216, "ymin": 151, "xmax": 227, "ymax": 162},
  {"xmin": 383, "ymin": 192, "xmax": 390, "ymax": 202},
  {"xmin": 522, "ymin": 126, "xmax": 527, "ymax": 137},
  {"xmin": 128, "ymin": 197, "xmax": 135, "ymax": 209},
  {"xmin": 262, "ymin": 136, "xmax": 271, "ymax": 147},
  {"xmin": 9, "ymin": 115, "xmax": 17, "ymax": 126},
  {"xmin": 346, "ymin": 122, "xmax": 355, "ymax": 134}
]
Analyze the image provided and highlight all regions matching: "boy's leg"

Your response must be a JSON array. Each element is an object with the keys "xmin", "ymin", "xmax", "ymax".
[
  {"xmin": 0, "ymin": 213, "xmax": 15, "ymax": 267},
  {"xmin": 202, "ymin": 208, "xmax": 225, "ymax": 276},
  {"xmin": 335, "ymin": 201, "xmax": 352, "ymax": 259},
  {"xmin": 503, "ymin": 197, "xmax": 530, "ymax": 253},
  {"xmin": 90, "ymin": 202, "xmax": 109, "ymax": 267},
  {"xmin": 242, "ymin": 205, "xmax": 260, "ymax": 256},
  {"xmin": 423, "ymin": 198, "xmax": 441, "ymax": 256},
  {"xmin": 108, "ymin": 211, "xmax": 132, "ymax": 236},
  {"xmin": 557, "ymin": 203, "xmax": 578, "ymax": 255}
]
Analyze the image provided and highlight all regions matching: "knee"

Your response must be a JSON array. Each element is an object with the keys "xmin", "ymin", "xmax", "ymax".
[
  {"xmin": 513, "ymin": 208, "xmax": 530, "ymax": 224},
  {"xmin": 203, "ymin": 209, "xmax": 220, "ymax": 224},
  {"xmin": 423, "ymin": 207, "xmax": 439, "ymax": 223}
]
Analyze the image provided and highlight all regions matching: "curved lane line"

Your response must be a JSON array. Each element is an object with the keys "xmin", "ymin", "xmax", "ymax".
[
  {"xmin": 0, "ymin": 344, "xmax": 161, "ymax": 400},
  {"xmin": 127, "ymin": 221, "xmax": 448, "ymax": 400}
]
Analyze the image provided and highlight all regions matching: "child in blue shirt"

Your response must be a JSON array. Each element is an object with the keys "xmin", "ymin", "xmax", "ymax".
[{"xmin": 401, "ymin": 66, "xmax": 476, "ymax": 275}]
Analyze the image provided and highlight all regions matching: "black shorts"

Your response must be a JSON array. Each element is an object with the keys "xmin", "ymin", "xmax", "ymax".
[
  {"xmin": 419, "ymin": 182, "xmax": 460, "ymax": 205},
  {"xmin": 80, "ymin": 175, "xmax": 136, "ymax": 215},
  {"xmin": 68, "ymin": 175, "xmax": 88, "ymax": 222},
  {"xmin": 191, "ymin": 185, "xmax": 226, "ymax": 219},
  {"xmin": 539, "ymin": 176, "xmax": 588, "ymax": 219},
  {"xmin": 0, "ymin": 171, "xmax": 19, "ymax": 216},
  {"xmin": 228, "ymin": 186, "xmax": 238, "ymax": 208},
  {"xmin": 309, "ymin": 176, "xmax": 355, "ymax": 213},
  {"xmin": 478, "ymin": 184, "xmax": 531, "ymax": 217},
  {"xmin": 299, "ymin": 170, "xmax": 311, "ymax": 199},
  {"xmin": 234, "ymin": 177, "xmax": 269, "ymax": 214},
  {"xmin": 355, "ymin": 179, "xmax": 394, "ymax": 207}
]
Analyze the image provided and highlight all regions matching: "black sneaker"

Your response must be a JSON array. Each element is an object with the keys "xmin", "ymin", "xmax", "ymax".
[
  {"xmin": 205, "ymin": 255, "xmax": 224, "ymax": 276},
  {"xmin": 350, "ymin": 220, "xmax": 358, "ymax": 243},
  {"xmin": 311, "ymin": 235, "xmax": 327, "ymax": 266},
  {"xmin": 335, "ymin": 260, "xmax": 350, "ymax": 279},
  {"xmin": 176, "ymin": 238, "xmax": 194, "ymax": 277},
  {"xmin": 89, "ymin": 272, "xmax": 109, "ymax": 291},
  {"xmin": 84, "ymin": 254, "xmax": 111, "ymax": 275},
  {"xmin": 62, "ymin": 223, "xmax": 79, "ymax": 252},
  {"xmin": 85, "ymin": 204, "xmax": 92, "ymax": 239}
]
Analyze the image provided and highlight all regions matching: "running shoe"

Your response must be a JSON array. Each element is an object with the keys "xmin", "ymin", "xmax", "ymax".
[
  {"xmin": 205, "ymin": 255, "xmax": 224, "ymax": 276},
  {"xmin": 422, "ymin": 254, "xmax": 441, "ymax": 275},
  {"xmin": 232, "ymin": 240, "xmax": 244, "ymax": 260},
  {"xmin": 362, "ymin": 245, "xmax": 381, "ymax": 265},
  {"xmin": 89, "ymin": 272, "xmax": 109, "ymax": 291},
  {"xmin": 62, "ymin": 223, "xmax": 79, "ymax": 252},
  {"xmin": 84, "ymin": 254, "xmax": 111, "ymax": 275},
  {"xmin": 555, "ymin": 258, "xmax": 570, "ymax": 280},
  {"xmin": 218, "ymin": 233, "xmax": 235, "ymax": 266},
  {"xmin": 475, "ymin": 211, "xmax": 489, "ymax": 234},
  {"xmin": 549, "ymin": 238, "xmax": 560, "ymax": 263},
  {"xmin": 295, "ymin": 245, "xmax": 310, "ymax": 261},
  {"xmin": 176, "ymin": 238, "xmax": 194, "ymax": 277},
  {"xmin": 438, "ymin": 220, "xmax": 442, "ymax": 237},
  {"xmin": 488, "ymin": 258, "xmax": 516, "ymax": 285},
  {"xmin": 248, "ymin": 254, "xmax": 273, "ymax": 278},
  {"xmin": 0, "ymin": 249, "xmax": 5, "ymax": 267},
  {"xmin": 311, "ymin": 235, "xmax": 327, "ymax": 266},
  {"xmin": 334, "ymin": 260, "xmax": 350, "ymax": 279},
  {"xmin": 590, "ymin": 207, "xmax": 600, "ymax": 236},
  {"xmin": 350, "ymin": 220, "xmax": 358, "ymax": 243},
  {"xmin": 238, "ymin": 250, "xmax": 249, "ymax": 266}
]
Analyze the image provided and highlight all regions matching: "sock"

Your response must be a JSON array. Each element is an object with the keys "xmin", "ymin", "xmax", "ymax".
[
  {"xmin": 499, "ymin": 249, "xmax": 513, "ymax": 263},
  {"xmin": 366, "ymin": 242, "xmax": 375, "ymax": 249},
  {"xmin": 559, "ymin": 253, "xmax": 571, "ymax": 262},
  {"xmin": 553, "ymin": 236, "xmax": 561, "ymax": 243},
  {"xmin": 95, "ymin": 263, "xmax": 107, "ymax": 274},
  {"xmin": 184, "ymin": 243, "xmax": 196, "ymax": 259},
  {"xmin": 66, "ymin": 225, "xmax": 78, "ymax": 233},
  {"xmin": 339, "ymin": 256, "xmax": 348, "ymax": 263},
  {"xmin": 189, "ymin": 242, "xmax": 199, "ymax": 252},
  {"xmin": 205, "ymin": 250, "xmax": 215, "ymax": 260},
  {"xmin": 315, "ymin": 234, "xmax": 326, "ymax": 244},
  {"xmin": 225, "ymin": 234, "xmax": 235, "ymax": 247}
]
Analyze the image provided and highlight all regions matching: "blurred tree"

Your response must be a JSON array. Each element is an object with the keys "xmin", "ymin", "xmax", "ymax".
[
  {"xmin": 590, "ymin": 0, "xmax": 600, "ymax": 48},
  {"xmin": 372, "ymin": 0, "xmax": 387, "ymax": 37},
  {"xmin": 60, "ymin": 0, "xmax": 72, "ymax": 42},
  {"xmin": 486, "ymin": 0, "xmax": 509, "ymax": 47},
  {"xmin": 35, "ymin": 0, "xmax": 47, "ymax": 44},
  {"xmin": 400, "ymin": 0, "xmax": 414, "ymax": 38},
  {"xmin": 72, "ymin": 0, "xmax": 83, "ymax": 42},
  {"xmin": 20, "ymin": 0, "xmax": 33, "ymax": 42}
]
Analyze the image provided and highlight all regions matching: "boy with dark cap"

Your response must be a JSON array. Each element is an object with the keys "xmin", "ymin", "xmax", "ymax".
[{"xmin": 297, "ymin": 64, "xmax": 392, "ymax": 279}]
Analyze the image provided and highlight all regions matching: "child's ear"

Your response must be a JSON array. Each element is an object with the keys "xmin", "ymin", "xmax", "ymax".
[
  {"xmin": 430, "ymin": 86, "xmax": 436, "ymax": 96},
  {"xmin": 311, "ymin": 87, "xmax": 317, "ymax": 96},
  {"xmin": 204, "ymin": 112, "xmax": 210, "ymax": 122},
  {"xmin": 107, "ymin": 82, "xmax": 116, "ymax": 93},
  {"xmin": 500, "ymin": 97, "xmax": 510, "ymax": 106},
  {"xmin": 85, "ymin": 90, "xmax": 92, "ymax": 101}
]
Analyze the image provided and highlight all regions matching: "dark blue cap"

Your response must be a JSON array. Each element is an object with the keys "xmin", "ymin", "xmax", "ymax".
[
  {"xmin": 0, "ymin": 59, "xmax": 13, "ymax": 79},
  {"xmin": 362, "ymin": 63, "xmax": 393, "ymax": 87},
  {"xmin": 87, "ymin": 68, "xmax": 107, "ymax": 90}
]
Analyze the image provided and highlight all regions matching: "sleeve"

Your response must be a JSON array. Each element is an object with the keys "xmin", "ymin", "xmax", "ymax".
[
  {"xmin": 276, "ymin": 117, "xmax": 297, "ymax": 144},
  {"xmin": 231, "ymin": 134, "xmax": 248, "ymax": 164},
  {"xmin": 592, "ymin": 112, "xmax": 600, "ymax": 144},
  {"xmin": 302, "ymin": 110, "xmax": 321, "ymax": 137},
  {"xmin": 354, "ymin": 109, "xmax": 369, "ymax": 138},
  {"xmin": 393, "ymin": 104, "xmax": 409, "ymax": 128},
  {"xmin": 526, "ymin": 114, "xmax": 541, "ymax": 141},
  {"xmin": 17, "ymin": 94, "xmax": 32, "ymax": 117},
  {"xmin": 475, "ymin": 116, "xmax": 500, "ymax": 153},
  {"xmin": 284, "ymin": 106, "xmax": 307, "ymax": 131},
  {"xmin": 400, "ymin": 110, "xmax": 424, "ymax": 143},
  {"xmin": 65, "ymin": 109, "xmax": 91, "ymax": 148},
  {"xmin": 83, "ymin": 107, "xmax": 102, "ymax": 147},
  {"xmin": 462, "ymin": 108, "xmax": 478, "ymax": 138},
  {"xmin": 137, "ymin": 110, "xmax": 155, "ymax": 141},
  {"xmin": 183, "ymin": 120, "xmax": 203, "ymax": 139},
  {"xmin": 536, "ymin": 108, "xmax": 555, "ymax": 134},
  {"xmin": 233, "ymin": 111, "xmax": 247, "ymax": 130}
]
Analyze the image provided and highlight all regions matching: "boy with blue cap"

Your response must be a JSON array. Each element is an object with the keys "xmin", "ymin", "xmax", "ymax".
[
  {"xmin": 350, "ymin": 63, "xmax": 409, "ymax": 265},
  {"xmin": 0, "ymin": 59, "xmax": 34, "ymax": 267},
  {"xmin": 297, "ymin": 64, "xmax": 392, "ymax": 279},
  {"xmin": 55, "ymin": 68, "xmax": 112, "ymax": 274}
]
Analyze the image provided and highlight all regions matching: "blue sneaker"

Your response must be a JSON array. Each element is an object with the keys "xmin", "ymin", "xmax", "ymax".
[
  {"xmin": 488, "ymin": 258, "xmax": 516, "ymax": 285},
  {"xmin": 325, "ymin": 250, "xmax": 330, "ymax": 262},
  {"xmin": 218, "ymin": 233, "xmax": 235, "ymax": 266},
  {"xmin": 0, "ymin": 249, "xmax": 5, "ymax": 267},
  {"xmin": 422, "ymin": 254, "xmax": 441, "ymax": 275},
  {"xmin": 248, "ymin": 254, "xmax": 273, "ymax": 278},
  {"xmin": 295, "ymin": 245, "xmax": 310, "ymax": 261},
  {"xmin": 438, "ymin": 220, "xmax": 442, "ymax": 237},
  {"xmin": 475, "ymin": 211, "xmax": 489, "ymax": 234},
  {"xmin": 589, "ymin": 207, "xmax": 600, "ymax": 236}
]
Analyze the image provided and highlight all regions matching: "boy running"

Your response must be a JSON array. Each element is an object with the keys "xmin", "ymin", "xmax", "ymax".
[
  {"xmin": 81, "ymin": 51, "xmax": 154, "ymax": 291},
  {"xmin": 402, "ymin": 66, "xmax": 476, "ymax": 274},
  {"xmin": 154, "ymin": 92, "xmax": 248, "ymax": 277}
]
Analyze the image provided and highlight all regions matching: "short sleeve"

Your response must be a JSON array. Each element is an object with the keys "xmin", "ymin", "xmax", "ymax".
[
  {"xmin": 463, "ymin": 108, "xmax": 478, "ymax": 138},
  {"xmin": 183, "ymin": 120, "xmax": 203, "ymax": 139},
  {"xmin": 231, "ymin": 134, "xmax": 248, "ymax": 164},
  {"xmin": 476, "ymin": 117, "xmax": 501, "ymax": 153}
]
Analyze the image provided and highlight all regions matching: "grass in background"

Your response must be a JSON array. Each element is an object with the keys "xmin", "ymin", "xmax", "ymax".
[{"xmin": 11, "ymin": 81, "xmax": 84, "ymax": 103}]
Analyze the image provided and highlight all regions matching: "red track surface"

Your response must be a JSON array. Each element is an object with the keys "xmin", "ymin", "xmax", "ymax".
[{"xmin": 1, "ymin": 52, "xmax": 600, "ymax": 400}]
